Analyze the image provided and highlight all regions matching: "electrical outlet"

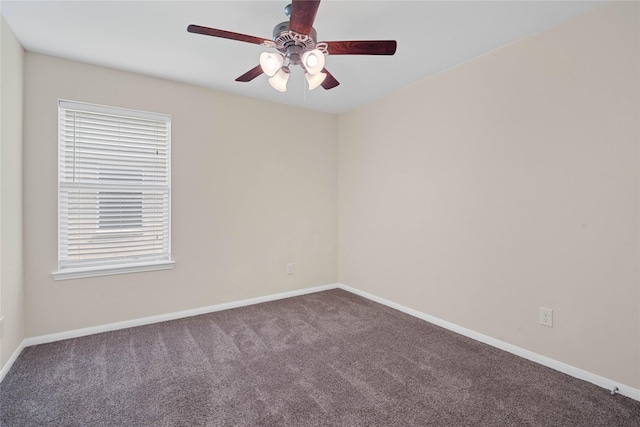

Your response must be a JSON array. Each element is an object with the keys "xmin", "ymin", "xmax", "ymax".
[
  {"xmin": 539, "ymin": 307, "xmax": 553, "ymax": 327},
  {"xmin": 286, "ymin": 263, "xmax": 294, "ymax": 275}
]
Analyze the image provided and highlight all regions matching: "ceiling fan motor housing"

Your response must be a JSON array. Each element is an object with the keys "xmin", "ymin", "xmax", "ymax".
[{"xmin": 272, "ymin": 21, "xmax": 318, "ymax": 54}]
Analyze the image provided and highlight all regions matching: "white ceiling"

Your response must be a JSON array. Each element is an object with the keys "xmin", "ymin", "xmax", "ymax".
[{"xmin": 1, "ymin": 1, "xmax": 607, "ymax": 114}]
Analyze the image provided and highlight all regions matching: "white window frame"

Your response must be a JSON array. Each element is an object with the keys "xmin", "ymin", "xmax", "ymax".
[{"xmin": 52, "ymin": 100, "xmax": 174, "ymax": 280}]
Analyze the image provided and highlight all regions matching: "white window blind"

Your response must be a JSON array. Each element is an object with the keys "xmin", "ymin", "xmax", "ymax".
[{"xmin": 54, "ymin": 100, "xmax": 174, "ymax": 280}]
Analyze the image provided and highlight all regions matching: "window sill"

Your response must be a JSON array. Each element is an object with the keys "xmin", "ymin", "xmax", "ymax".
[{"xmin": 52, "ymin": 260, "xmax": 175, "ymax": 281}]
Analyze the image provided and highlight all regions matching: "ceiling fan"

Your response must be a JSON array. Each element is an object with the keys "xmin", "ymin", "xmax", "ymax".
[{"xmin": 187, "ymin": 0, "xmax": 397, "ymax": 92}]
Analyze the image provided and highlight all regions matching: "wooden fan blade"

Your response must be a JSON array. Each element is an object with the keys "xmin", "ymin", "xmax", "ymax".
[
  {"xmin": 289, "ymin": 0, "xmax": 321, "ymax": 36},
  {"xmin": 320, "ymin": 68, "xmax": 340, "ymax": 90},
  {"xmin": 322, "ymin": 40, "xmax": 397, "ymax": 55},
  {"xmin": 235, "ymin": 65, "xmax": 264, "ymax": 82},
  {"xmin": 188, "ymin": 24, "xmax": 270, "ymax": 46}
]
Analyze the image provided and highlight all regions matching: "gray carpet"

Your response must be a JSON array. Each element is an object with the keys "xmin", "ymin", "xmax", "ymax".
[{"xmin": 1, "ymin": 289, "xmax": 639, "ymax": 426}]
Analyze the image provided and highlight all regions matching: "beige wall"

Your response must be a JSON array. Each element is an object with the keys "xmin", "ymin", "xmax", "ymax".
[
  {"xmin": 23, "ymin": 53, "xmax": 338, "ymax": 337},
  {"xmin": 0, "ymin": 15, "xmax": 25, "ymax": 370},
  {"xmin": 338, "ymin": 1, "xmax": 639, "ymax": 389}
]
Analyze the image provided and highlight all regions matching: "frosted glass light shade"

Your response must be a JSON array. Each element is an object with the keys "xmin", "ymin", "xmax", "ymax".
[
  {"xmin": 260, "ymin": 52, "xmax": 284, "ymax": 77},
  {"xmin": 268, "ymin": 67, "xmax": 290, "ymax": 92},
  {"xmin": 305, "ymin": 72, "xmax": 327, "ymax": 90},
  {"xmin": 301, "ymin": 49, "xmax": 325, "ymax": 75}
]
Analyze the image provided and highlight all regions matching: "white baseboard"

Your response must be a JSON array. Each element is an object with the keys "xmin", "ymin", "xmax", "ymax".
[
  {"xmin": 0, "ymin": 339, "xmax": 26, "ymax": 383},
  {"xmin": 4, "ymin": 281, "xmax": 639, "ymax": 403},
  {"xmin": 337, "ymin": 283, "xmax": 640, "ymax": 402},
  {"xmin": 0, "ymin": 283, "xmax": 339, "ymax": 382},
  {"xmin": 24, "ymin": 283, "xmax": 340, "ymax": 347}
]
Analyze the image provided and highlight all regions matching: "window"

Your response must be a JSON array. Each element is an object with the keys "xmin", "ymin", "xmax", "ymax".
[{"xmin": 53, "ymin": 100, "xmax": 174, "ymax": 280}]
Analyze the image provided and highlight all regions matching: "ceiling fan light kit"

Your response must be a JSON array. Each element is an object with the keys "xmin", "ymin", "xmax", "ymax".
[
  {"xmin": 305, "ymin": 72, "xmax": 327, "ymax": 91},
  {"xmin": 187, "ymin": 0, "xmax": 397, "ymax": 93},
  {"xmin": 269, "ymin": 66, "xmax": 291, "ymax": 92},
  {"xmin": 259, "ymin": 52, "xmax": 285, "ymax": 77}
]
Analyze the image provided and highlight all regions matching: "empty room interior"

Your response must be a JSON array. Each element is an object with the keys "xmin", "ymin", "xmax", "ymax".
[{"xmin": 1, "ymin": 0, "xmax": 639, "ymax": 425}]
